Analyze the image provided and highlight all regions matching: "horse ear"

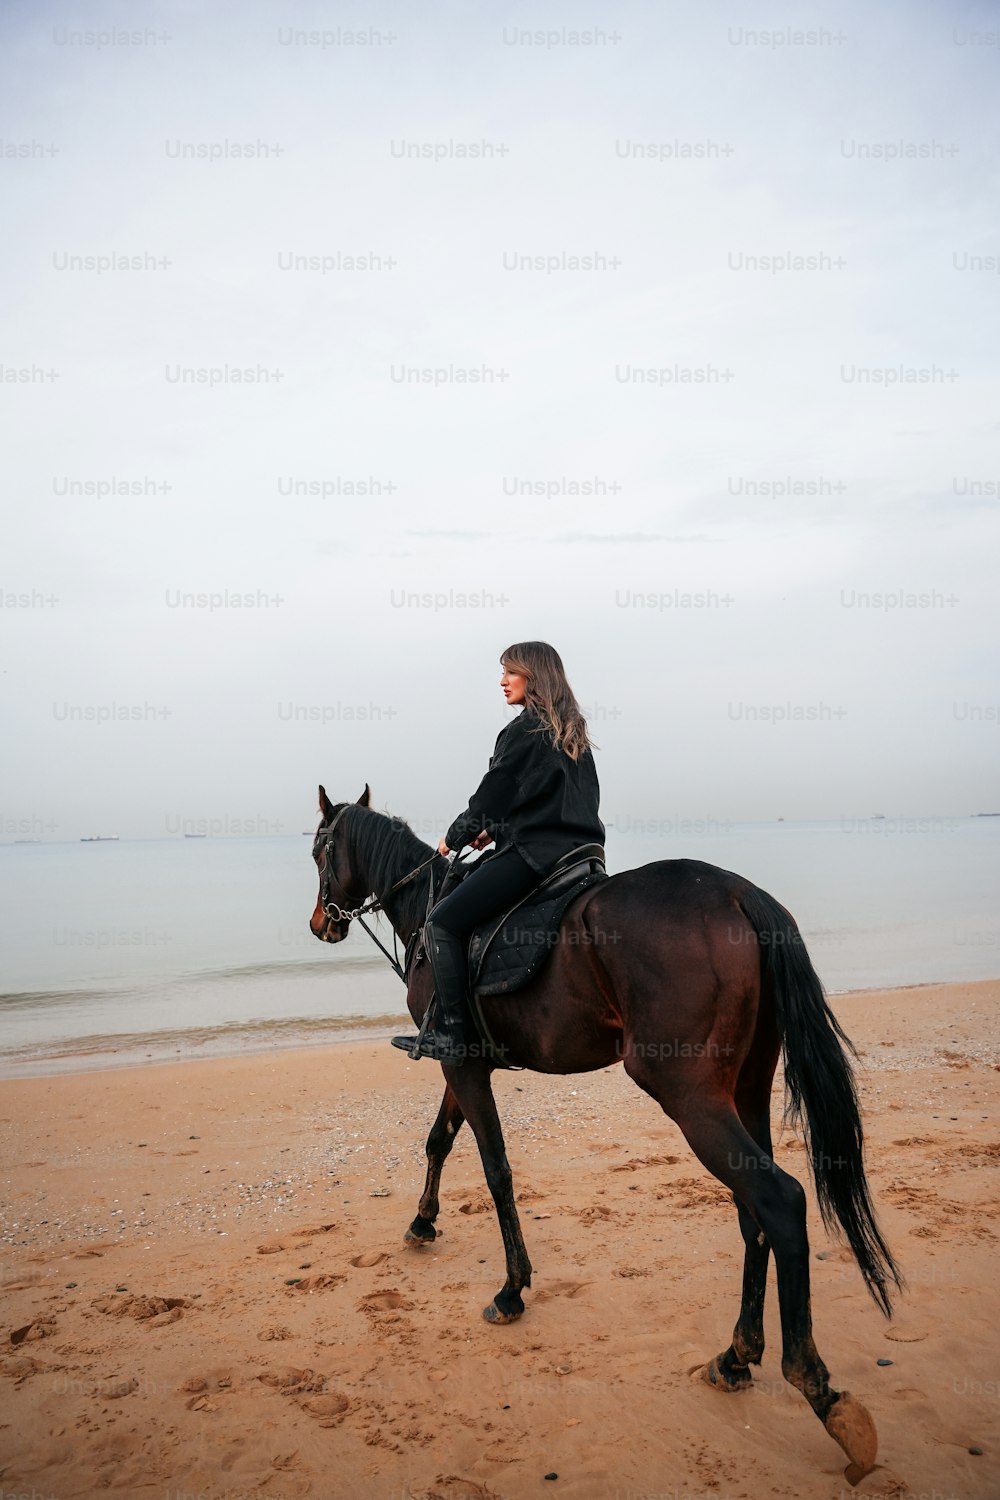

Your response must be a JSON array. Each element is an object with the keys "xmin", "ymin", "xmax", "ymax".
[
  {"xmin": 357, "ymin": 784, "xmax": 371, "ymax": 808},
  {"xmin": 318, "ymin": 785, "xmax": 335, "ymax": 822}
]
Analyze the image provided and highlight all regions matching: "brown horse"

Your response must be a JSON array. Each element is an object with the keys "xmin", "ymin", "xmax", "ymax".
[{"xmin": 309, "ymin": 785, "xmax": 902, "ymax": 1485}]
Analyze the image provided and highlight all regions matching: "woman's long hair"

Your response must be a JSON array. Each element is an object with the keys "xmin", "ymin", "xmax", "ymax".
[{"xmin": 500, "ymin": 641, "xmax": 594, "ymax": 761}]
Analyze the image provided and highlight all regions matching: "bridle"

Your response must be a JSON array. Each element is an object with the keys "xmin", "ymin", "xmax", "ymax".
[
  {"xmin": 317, "ymin": 802, "xmax": 439, "ymax": 921},
  {"xmin": 315, "ymin": 802, "xmax": 448, "ymax": 982}
]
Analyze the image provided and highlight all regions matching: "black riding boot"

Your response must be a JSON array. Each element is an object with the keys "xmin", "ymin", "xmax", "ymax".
[{"xmin": 391, "ymin": 925, "xmax": 474, "ymax": 1065}]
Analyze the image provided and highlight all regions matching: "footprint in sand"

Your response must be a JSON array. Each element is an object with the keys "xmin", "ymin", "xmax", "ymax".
[
  {"xmin": 258, "ymin": 1366, "xmax": 326, "ymax": 1395},
  {"xmin": 179, "ymin": 1370, "xmax": 234, "ymax": 1403},
  {"xmin": 4, "ymin": 1354, "xmax": 39, "ymax": 1383},
  {"xmin": 10, "ymin": 1317, "xmax": 55, "ymax": 1345},
  {"xmin": 293, "ymin": 1223, "xmax": 337, "ymax": 1238},
  {"xmin": 533, "ymin": 1280, "xmax": 592, "ymax": 1302},
  {"xmin": 483, "ymin": 1432, "xmax": 533, "ymax": 1464},
  {"xmin": 409, "ymin": 1479, "xmax": 500, "ymax": 1500},
  {"xmin": 942, "ymin": 1141, "xmax": 1000, "ymax": 1171},
  {"xmin": 97, "ymin": 1375, "xmax": 139, "ymax": 1399},
  {"xmin": 91, "ymin": 1294, "xmax": 185, "ymax": 1321},
  {"xmin": 610, "ymin": 1154, "xmax": 681, "ymax": 1172},
  {"xmin": 300, "ymin": 1391, "xmax": 351, "ymax": 1427},
  {"xmin": 271, "ymin": 1451, "xmax": 301, "ymax": 1471},
  {"xmin": 654, "ymin": 1178, "xmax": 733, "ymax": 1210},
  {"xmin": 147, "ymin": 1306, "xmax": 183, "ymax": 1328},
  {"xmin": 358, "ymin": 1290, "xmax": 413, "ymax": 1313},
  {"xmin": 350, "ymin": 1251, "xmax": 388, "ymax": 1269},
  {"xmin": 575, "ymin": 1204, "xmax": 615, "ymax": 1224},
  {"xmin": 287, "ymin": 1274, "xmax": 346, "ymax": 1293},
  {"xmin": 257, "ymin": 1325, "xmax": 293, "ymax": 1342},
  {"xmin": 884, "ymin": 1323, "xmax": 929, "ymax": 1343}
]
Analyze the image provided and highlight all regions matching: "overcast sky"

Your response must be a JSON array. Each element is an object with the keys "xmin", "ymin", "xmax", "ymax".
[{"xmin": 2, "ymin": 0, "xmax": 998, "ymax": 843}]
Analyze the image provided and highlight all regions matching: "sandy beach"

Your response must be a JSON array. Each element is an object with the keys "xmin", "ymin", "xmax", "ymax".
[{"xmin": 1, "ymin": 979, "xmax": 997, "ymax": 1500}]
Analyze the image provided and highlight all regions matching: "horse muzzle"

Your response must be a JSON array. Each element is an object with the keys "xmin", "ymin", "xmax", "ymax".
[{"xmin": 310, "ymin": 904, "xmax": 349, "ymax": 943}]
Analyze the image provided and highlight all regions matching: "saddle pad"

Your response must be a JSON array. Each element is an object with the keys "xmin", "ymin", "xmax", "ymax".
[{"xmin": 467, "ymin": 870, "xmax": 608, "ymax": 998}]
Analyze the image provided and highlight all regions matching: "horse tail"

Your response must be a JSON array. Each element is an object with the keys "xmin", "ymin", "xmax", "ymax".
[{"xmin": 737, "ymin": 883, "xmax": 904, "ymax": 1318}]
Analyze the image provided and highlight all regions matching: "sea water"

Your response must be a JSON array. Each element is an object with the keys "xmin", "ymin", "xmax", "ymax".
[{"xmin": 1, "ymin": 818, "xmax": 997, "ymax": 1073}]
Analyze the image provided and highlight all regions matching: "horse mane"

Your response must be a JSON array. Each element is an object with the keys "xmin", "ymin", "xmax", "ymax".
[{"xmin": 342, "ymin": 803, "xmax": 439, "ymax": 930}]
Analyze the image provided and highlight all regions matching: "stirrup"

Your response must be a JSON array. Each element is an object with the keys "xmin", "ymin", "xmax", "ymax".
[
  {"xmin": 392, "ymin": 1030, "xmax": 468, "ymax": 1065},
  {"xmin": 390, "ymin": 1000, "xmax": 436, "ymax": 1059}
]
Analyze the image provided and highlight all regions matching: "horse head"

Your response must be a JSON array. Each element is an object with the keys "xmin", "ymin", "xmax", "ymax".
[{"xmin": 309, "ymin": 782, "xmax": 372, "ymax": 943}]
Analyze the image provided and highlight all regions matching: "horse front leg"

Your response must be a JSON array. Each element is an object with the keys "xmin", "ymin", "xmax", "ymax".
[
  {"xmin": 405, "ymin": 1085, "xmax": 465, "ymax": 1246},
  {"xmin": 442, "ymin": 1060, "xmax": 532, "ymax": 1324}
]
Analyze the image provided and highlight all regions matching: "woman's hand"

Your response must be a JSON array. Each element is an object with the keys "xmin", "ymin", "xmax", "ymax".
[{"xmin": 439, "ymin": 830, "xmax": 494, "ymax": 856}]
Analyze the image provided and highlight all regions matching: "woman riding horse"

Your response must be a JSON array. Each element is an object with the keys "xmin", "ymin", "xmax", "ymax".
[{"xmin": 391, "ymin": 640, "xmax": 605, "ymax": 1065}]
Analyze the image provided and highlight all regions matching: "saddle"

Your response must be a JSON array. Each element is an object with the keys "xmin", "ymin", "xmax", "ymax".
[
  {"xmin": 406, "ymin": 843, "xmax": 608, "ymax": 1001},
  {"xmin": 465, "ymin": 843, "xmax": 607, "ymax": 998},
  {"xmin": 400, "ymin": 844, "xmax": 607, "ymax": 1070}
]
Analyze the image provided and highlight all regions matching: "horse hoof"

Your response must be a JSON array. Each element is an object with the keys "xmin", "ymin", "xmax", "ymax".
[
  {"xmin": 823, "ymin": 1391, "xmax": 878, "ymax": 1486},
  {"xmin": 701, "ymin": 1355, "xmax": 752, "ymax": 1393},
  {"xmin": 483, "ymin": 1300, "xmax": 523, "ymax": 1324},
  {"xmin": 404, "ymin": 1217, "xmax": 436, "ymax": 1247},
  {"xmin": 404, "ymin": 1228, "xmax": 434, "ymax": 1248}
]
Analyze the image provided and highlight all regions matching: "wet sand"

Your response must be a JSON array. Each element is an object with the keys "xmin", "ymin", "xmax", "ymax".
[{"xmin": 1, "ymin": 979, "xmax": 998, "ymax": 1499}]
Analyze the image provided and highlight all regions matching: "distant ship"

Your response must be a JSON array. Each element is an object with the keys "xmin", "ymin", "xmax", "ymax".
[{"xmin": 80, "ymin": 834, "xmax": 119, "ymax": 842}]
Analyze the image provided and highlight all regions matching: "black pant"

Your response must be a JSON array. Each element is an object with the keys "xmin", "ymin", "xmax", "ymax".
[{"xmin": 428, "ymin": 845, "xmax": 541, "ymax": 939}]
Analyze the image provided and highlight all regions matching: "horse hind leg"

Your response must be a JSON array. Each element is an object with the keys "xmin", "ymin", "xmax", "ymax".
[
  {"xmin": 625, "ymin": 1056, "xmax": 877, "ymax": 1485},
  {"xmin": 677, "ymin": 1103, "xmax": 877, "ymax": 1485},
  {"xmin": 405, "ymin": 1085, "xmax": 465, "ymax": 1246},
  {"xmin": 703, "ymin": 1197, "xmax": 770, "ymax": 1393},
  {"xmin": 704, "ymin": 1085, "xmax": 775, "ymax": 1392}
]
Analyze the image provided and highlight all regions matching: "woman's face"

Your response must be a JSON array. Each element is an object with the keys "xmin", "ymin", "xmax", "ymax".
[{"xmin": 501, "ymin": 663, "xmax": 527, "ymax": 705}]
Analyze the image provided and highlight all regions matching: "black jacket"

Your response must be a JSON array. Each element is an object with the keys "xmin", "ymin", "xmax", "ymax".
[{"xmin": 445, "ymin": 706, "xmax": 605, "ymax": 874}]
